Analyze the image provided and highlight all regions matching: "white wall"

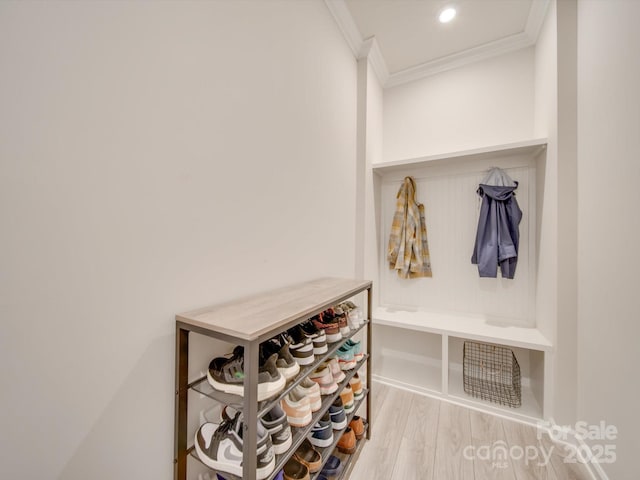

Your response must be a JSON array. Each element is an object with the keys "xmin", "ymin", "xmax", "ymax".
[
  {"xmin": 577, "ymin": 1, "xmax": 640, "ymax": 478},
  {"xmin": 0, "ymin": 2, "xmax": 357, "ymax": 479},
  {"xmin": 383, "ymin": 48, "xmax": 535, "ymax": 162}
]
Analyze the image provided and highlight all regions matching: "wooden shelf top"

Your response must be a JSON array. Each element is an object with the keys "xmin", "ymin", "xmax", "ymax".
[
  {"xmin": 374, "ymin": 306, "xmax": 553, "ymax": 351},
  {"xmin": 176, "ymin": 277, "xmax": 371, "ymax": 341}
]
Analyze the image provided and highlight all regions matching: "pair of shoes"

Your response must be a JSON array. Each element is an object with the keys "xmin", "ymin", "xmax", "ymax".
[
  {"xmin": 337, "ymin": 427, "xmax": 357, "ymax": 454},
  {"xmin": 299, "ymin": 320, "xmax": 328, "ymax": 355},
  {"xmin": 281, "ymin": 377, "xmax": 322, "ymax": 427},
  {"xmin": 339, "ymin": 301, "xmax": 364, "ymax": 329},
  {"xmin": 335, "ymin": 339, "xmax": 362, "ymax": 371},
  {"xmin": 261, "ymin": 336, "xmax": 300, "ymax": 381},
  {"xmin": 350, "ymin": 415, "xmax": 365, "ymax": 440},
  {"xmin": 311, "ymin": 308, "xmax": 348, "ymax": 343},
  {"xmin": 349, "ymin": 373, "xmax": 364, "ymax": 400},
  {"xmin": 320, "ymin": 455, "xmax": 343, "ymax": 477},
  {"xmin": 308, "ymin": 411, "xmax": 333, "ymax": 447},
  {"xmin": 309, "ymin": 357, "xmax": 344, "ymax": 395},
  {"xmin": 285, "ymin": 327, "xmax": 315, "ymax": 366},
  {"xmin": 207, "ymin": 346, "xmax": 285, "ymax": 401},
  {"xmin": 195, "ymin": 411, "xmax": 275, "ymax": 480},
  {"xmin": 222, "ymin": 405, "xmax": 292, "ymax": 456},
  {"xmin": 283, "ymin": 439, "xmax": 322, "ymax": 479},
  {"xmin": 339, "ymin": 384, "xmax": 355, "ymax": 414}
]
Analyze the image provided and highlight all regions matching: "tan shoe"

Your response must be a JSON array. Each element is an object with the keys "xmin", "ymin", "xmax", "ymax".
[
  {"xmin": 281, "ymin": 389, "xmax": 312, "ymax": 427},
  {"xmin": 293, "ymin": 439, "xmax": 322, "ymax": 473},
  {"xmin": 340, "ymin": 384, "xmax": 355, "ymax": 413},
  {"xmin": 337, "ymin": 427, "xmax": 357, "ymax": 454},
  {"xmin": 283, "ymin": 457, "xmax": 310, "ymax": 480},
  {"xmin": 349, "ymin": 372, "xmax": 363, "ymax": 399},
  {"xmin": 349, "ymin": 415, "xmax": 365, "ymax": 440}
]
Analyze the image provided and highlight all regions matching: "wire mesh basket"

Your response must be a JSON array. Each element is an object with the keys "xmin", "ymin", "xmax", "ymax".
[{"xmin": 463, "ymin": 340, "xmax": 521, "ymax": 408}]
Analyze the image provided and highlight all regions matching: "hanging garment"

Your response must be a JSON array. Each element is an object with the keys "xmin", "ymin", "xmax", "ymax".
[
  {"xmin": 387, "ymin": 176, "xmax": 432, "ymax": 278},
  {"xmin": 471, "ymin": 169, "xmax": 522, "ymax": 279}
]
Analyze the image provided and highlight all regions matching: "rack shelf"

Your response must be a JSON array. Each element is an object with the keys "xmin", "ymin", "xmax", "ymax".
[{"xmin": 174, "ymin": 277, "xmax": 373, "ymax": 480}]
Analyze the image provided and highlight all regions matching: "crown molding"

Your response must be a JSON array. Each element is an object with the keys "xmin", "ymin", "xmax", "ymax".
[
  {"xmin": 385, "ymin": 31, "xmax": 534, "ymax": 88},
  {"xmin": 324, "ymin": 0, "xmax": 362, "ymax": 57},
  {"xmin": 359, "ymin": 37, "xmax": 390, "ymax": 85},
  {"xmin": 325, "ymin": 0, "xmax": 551, "ymax": 89}
]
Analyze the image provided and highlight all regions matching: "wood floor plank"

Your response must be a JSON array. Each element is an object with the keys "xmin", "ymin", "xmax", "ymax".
[
  {"xmin": 501, "ymin": 420, "xmax": 559, "ymax": 480},
  {"xmin": 469, "ymin": 409, "xmax": 518, "ymax": 479},
  {"xmin": 432, "ymin": 401, "xmax": 475, "ymax": 479},
  {"xmin": 390, "ymin": 394, "xmax": 440, "ymax": 480},
  {"xmin": 349, "ymin": 386, "xmax": 413, "ymax": 480}
]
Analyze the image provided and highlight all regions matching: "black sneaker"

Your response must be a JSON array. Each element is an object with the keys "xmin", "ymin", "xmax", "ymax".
[
  {"xmin": 207, "ymin": 346, "xmax": 286, "ymax": 401},
  {"xmin": 286, "ymin": 327, "xmax": 315, "ymax": 366},
  {"xmin": 221, "ymin": 404, "xmax": 292, "ymax": 456},
  {"xmin": 300, "ymin": 320, "xmax": 328, "ymax": 355},
  {"xmin": 261, "ymin": 338, "xmax": 300, "ymax": 381},
  {"xmin": 195, "ymin": 412, "xmax": 275, "ymax": 480}
]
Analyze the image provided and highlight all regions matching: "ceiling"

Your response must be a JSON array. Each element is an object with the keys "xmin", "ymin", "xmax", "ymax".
[{"xmin": 329, "ymin": 0, "xmax": 549, "ymax": 87}]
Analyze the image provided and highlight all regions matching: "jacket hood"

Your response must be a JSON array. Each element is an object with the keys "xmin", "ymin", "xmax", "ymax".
[{"xmin": 478, "ymin": 183, "xmax": 518, "ymax": 201}]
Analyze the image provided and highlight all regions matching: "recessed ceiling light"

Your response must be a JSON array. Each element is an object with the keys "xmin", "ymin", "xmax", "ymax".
[{"xmin": 439, "ymin": 7, "xmax": 457, "ymax": 23}]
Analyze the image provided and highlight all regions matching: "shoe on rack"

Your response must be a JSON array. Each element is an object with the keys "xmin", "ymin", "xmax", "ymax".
[
  {"xmin": 309, "ymin": 365, "xmax": 338, "ymax": 395},
  {"xmin": 300, "ymin": 320, "xmax": 328, "ymax": 355},
  {"xmin": 341, "ymin": 301, "xmax": 364, "ymax": 329},
  {"xmin": 329, "ymin": 397, "xmax": 347, "ymax": 430},
  {"xmin": 337, "ymin": 427, "xmax": 357, "ymax": 454},
  {"xmin": 320, "ymin": 357, "xmax": 345, "ymax": 383},
  {"xmin": 286, "ymin": 327, "xmax": 315, "ymax": 366},
  {"xmin": 308, "ymin": 412, "xmax": 334, "ymax": 448},
  {"xmin": 207, "ymin": 346, "xmax": 285, "ymax": 401},
  {"xmin": 261, "ymin": 338, "xmax": 300, "ymax": 381},
  {"xmin": 283, "ymin": 457, "xmax": 310, "ymax": 480},
  {"xmin": 194, "ymin": 412, "xmax": 275, "ymax": 480},
  {"xmin": 293, "ymin": 439, "xmax": 322, "ymax": 473},
  {"xmin": 336, "ymin": 344, "xmax": 357, "ymax": 371},
  {"xmin": 261, "ymin": 404, "xmax": 293, "ymax": 455},
  {"xmin": 333, "ymin": 306, "xmax": 351, "ymax": 336},
  {"xmin": 340, "ymin": 384, "xmax": 355, "ymax": 414},
  {"xmin": 281, "ymin": 389, "xmax": 313, "ymax": 427},
  {"xmin": 312, "ymin": 310, "xmax": 342, "ymax": 343},
  {"xmin": 350, "ymin": 373, "xmax": 364, "ymax": 399},
  {"xmin": 320, "ymin": 455, "xmax": 343, "ymax": 477},
  {"xmin": 293, "ymin": 377, "xmax": 322, "ymax": 412},
  {"xmin": 349, "ymin": 415, "xmax": 365, "ymax": 440},
  {"xmin": 345, "ymin": 338, "xmax": 363, "ymax": 361}
]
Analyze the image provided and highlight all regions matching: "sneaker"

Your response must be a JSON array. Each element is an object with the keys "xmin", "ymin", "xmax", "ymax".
[
  {"xmin": 220, "ymin": 405, "xmax": 291, "ymax": 455},
  {"xmin": 207, "ymin": 347, "xmax": 285, "ymax": 401},
  {"xmin": 286, "ymin": 327, "xmax": 315, "ymax": 366},
  {"xmin": 281, "ymin": 389, "xmax": 312, "ymax": 427},
  {"xmin": 329, "ymin": 398, "xmax": 347, "ymax": 430},
  {"xmin": 349, "ymin": 373, "xmax": 363, "ymax": 400},
  {"xmin": 309, "ymin": 365, "xmax": 338, "ymax": 395},
  {"xmin": 333, "ymin": 306, "xmax": 351, "ymax": 336},
  {"xmin": 300, "ymin": 320, "xmax": 328, "ymax": 355},
  {"xmin": 293, "ymin": 377, "xmax": 322, "ymax": 412},
  {"xmin": 283, "ymin": 457, "xmax": 310, "ymax": 480},
  {"xmin": 337, "ymin": 427, "xmax": 356, "ymax": 454},
  {"xmin": 261, "ymin": 338, "xmax": 300, "ymax": 381},
  {"xmin": 293, "ymin": 439, "xmax": 322, "ymax": 473},
  {"xmin": 312, "ymin": 311, "xmax": 342, "ymax": 343},
  {"xmin": 321, "ymin": 357, "xmax": 345, "ymax": 383},
  {"xmin": 261, "ymin": 404, "xmax": 292, "ymax": 455},
  {"xmin": 345, "ymin": 339, "xmax": 363, "ymax": 361},
  {"xmin": 336, "ymin": 344, "xmax": 357, "ymax": 371},
  {"xmin": 194, "ymin": 413, "xmax": 275, "ymax": 480},
  {"xmin": 341, "ymin": 301, "xmax": 363, "ymax": 329},
  {"xmin": 308, "ymin": 412, "xmax": 334, "ymax": 448},
  {"xmin": 320, "ymin": 455, "xmax": 343, "ymax": 477},
  {"xmin": 340, "ymin": 384, "xmax": 355, "ymax": 414},
  {"xmin": 349, "ymin": 416, "xmax": 365, "ymax": 440}
]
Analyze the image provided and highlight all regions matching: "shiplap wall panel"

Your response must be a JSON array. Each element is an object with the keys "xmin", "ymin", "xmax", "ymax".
[{"xmin": 378, "ymin": 159, "xmax": 536, "ymax": 327}]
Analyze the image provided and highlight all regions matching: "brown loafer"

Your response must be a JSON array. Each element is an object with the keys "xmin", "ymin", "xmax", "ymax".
[
  {"xmin": 284, "ymin": 457, "xmax": 310, "ymax": 480},
  {"xmin": 349, "ymin": 415, "xmax": 365, "ymax": 440},
  {"xmin": 337, "ymin": 427, "xmax": 357, "ymax": 454},
  {"xmin": 293, "ymin": 438, "xmax": 322, "ymax": 473}
]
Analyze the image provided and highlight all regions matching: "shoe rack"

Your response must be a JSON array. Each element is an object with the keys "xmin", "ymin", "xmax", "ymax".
[{"xmin": 174, "ymin": 277, "xmax": 373, "ymax": 480}]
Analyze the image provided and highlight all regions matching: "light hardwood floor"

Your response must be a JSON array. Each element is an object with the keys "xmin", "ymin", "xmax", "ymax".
[{"xmin": 347, "ymin": 383, "xmax": 592, "ymax": 480}]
